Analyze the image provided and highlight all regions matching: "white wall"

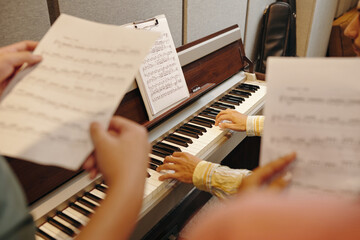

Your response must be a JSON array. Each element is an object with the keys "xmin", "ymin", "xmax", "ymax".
[
  {"xmin": 58, "ymin": 0, "xmax": 183, "ymax": 47},
  {"xmin": 185, "ymin": 0, "xmax": 248, "ymax": 43},
  {"xmin": 0, "ymin": 0, "xmax": 50, "ymax": 46},
  {"xmin": 1, "ymin": 0, "xmax": 351, "ymax": 61}
]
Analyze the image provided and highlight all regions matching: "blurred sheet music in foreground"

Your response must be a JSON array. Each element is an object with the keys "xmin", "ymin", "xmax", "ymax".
[{"xmin": 261, "ymin": 57, "xmax": 360, "ymax": 198}]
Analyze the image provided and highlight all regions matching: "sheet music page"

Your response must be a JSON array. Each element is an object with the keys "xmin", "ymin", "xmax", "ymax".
[
  {"xmin": 261, "ymin": 58, "xmax": 360, "ymax": 198},
  {"xmin": 130, "ymin": 15, "xmax": 189, "ymax": 118},
  {"xmin": 0, "ymin": 14, "xmax": 159, "ymax": 170}
]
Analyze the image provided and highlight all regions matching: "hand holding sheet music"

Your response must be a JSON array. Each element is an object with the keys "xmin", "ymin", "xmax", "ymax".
[
  {"xmin": 261, "ymin": 58, "xmax": 360, "ymax": 198},
  {"xmin": 0, "ymin": 14, "xmax": 159, "ymax": 170}
]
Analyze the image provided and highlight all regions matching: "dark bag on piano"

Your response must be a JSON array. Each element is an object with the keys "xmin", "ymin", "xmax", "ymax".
[{"xmin": 255, "ymin": 0, "xmax": 297, "ymax": 73}]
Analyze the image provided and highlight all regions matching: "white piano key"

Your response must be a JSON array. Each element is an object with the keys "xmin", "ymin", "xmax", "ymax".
[
  {"xmin": 90, "ymin": 189, "xmax": 106, "ymax": 199},
  {"xmin": 53, "ymin": 216, "xmax": 81, "ymax": 234},
  {"xmin": 82, "ymin": 196, "xmax": 100, "ymax": 207},
  {"xmin": 39, "ymin": 224, "xmax": 61, "ymax": 240},
  {"xmin": 144, "ymin": 182, "xmax": 155, "ymax": 197},
  {"xmin": 101, "ymin": 183, "xmax": 108, "ymax": 188},
  {"xmin": 40, "ymin": 222, "xmax": 71, "ymax": 240},
  {"xmin": 147, "ymin": 169, "xmax": 163, "ymax": 188},
  {"xmin": 75, "ymin": 201, "xmax": 95, "ymax": 213},
  {"xmin": 35, "ymin": 235, "xmax": 46, "ymax": 240},
  {"xmin": 63, "ymin": 208, "xmax": 89, "ymax": 226},
  {"xmin": 149, "ymin": 153, "xmax": 165, "ymax": 162},
  {"xmin": 234, "ymin": 85, "xmax": 266, "ymax": 114}
]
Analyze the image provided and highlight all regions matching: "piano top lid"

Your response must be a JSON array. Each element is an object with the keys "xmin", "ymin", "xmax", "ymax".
[{"xmin": 178, "ymin": 25, "xmax": 243, "ymax": 67}]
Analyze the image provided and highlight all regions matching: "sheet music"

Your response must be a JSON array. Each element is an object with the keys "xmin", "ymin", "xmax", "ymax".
[
  {"xmin": 0, "ymin": 14, "xmax": 159, "ymax": 170},
  {"xmin": 261, "ymin": 58, "xmax": 360, "ymax": 198},
  {"xmin": 129, "ymin": 15, "xmax": 189, "ymax": 118}
]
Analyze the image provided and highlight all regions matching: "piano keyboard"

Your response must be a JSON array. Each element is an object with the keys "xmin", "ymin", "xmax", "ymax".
[{"xmin": 33, "ymin": 78, "xmax": 266, "ymax": 240}]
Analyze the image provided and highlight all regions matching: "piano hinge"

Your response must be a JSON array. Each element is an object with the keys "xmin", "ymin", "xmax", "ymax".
[{"xmin": 243, "ymin": 56, "xmax": 254, "ymax": 73}]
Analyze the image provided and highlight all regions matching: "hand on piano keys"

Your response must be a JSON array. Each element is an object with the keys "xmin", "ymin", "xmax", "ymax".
[
  {"xmin": 156, "ymin": 152, "xmax": 202, "ymax": 183},
  {"xmin": 151, "ymin": 83, "xmax": 264, "ymax": 185},
  {"xmin": 215, "ymin": 109, "xmax": 248, "ymax": 132}
]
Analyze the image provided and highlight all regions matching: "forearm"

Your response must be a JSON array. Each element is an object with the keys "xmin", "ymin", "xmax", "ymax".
[
  {"xmin": 76, "ymin": 174, "xmax": 145, "ymax": 240},
  {"xmin": 246, "ymin": 116, "xmax": 264, "ymax": 136},
  {"xmin": 193, "ymin": 161, "xmax": 251, "ymax": 199}
]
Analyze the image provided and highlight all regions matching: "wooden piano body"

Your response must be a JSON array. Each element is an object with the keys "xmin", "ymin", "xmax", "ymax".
[{"xmin": 7, "ymin": 25, "xmax": 266, "ymax": 239}]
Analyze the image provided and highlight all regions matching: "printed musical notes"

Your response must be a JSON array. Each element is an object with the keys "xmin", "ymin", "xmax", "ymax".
[
  {"xmin": 128, "ymin": 15, "xmax": 189, "ymax": 119},
  {"xmin": 261, "ymin": 58, "xmax": 360, "ymax": 198},
  {"xmin": 0, "ymin": 14, "xmax": 159, "ymax": 170}
]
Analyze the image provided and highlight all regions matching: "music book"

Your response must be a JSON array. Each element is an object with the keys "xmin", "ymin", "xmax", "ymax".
[
  {"xmin": 125, "ymin": 15, "xmax": 190, "ymax": 120},
  {"xmin": 0, "ymin": 14, "xmax": 159, "ymax": 170},
  {"xmin": 261, "ymin": 57, "xmax": 360, "ymax": 198}
]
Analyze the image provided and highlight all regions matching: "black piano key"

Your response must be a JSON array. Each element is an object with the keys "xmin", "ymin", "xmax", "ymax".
[
  {"xmin": 180, "ymin": 126, "xmax": 203, "ymax": 135},
  {"xmin": 224, "ymin": 95, "xmax": 245, "ymax": 102},
  {"xmin": 57, "ymin": 211, "xmax": 82, "ymax": 229},
  {"xmin": 169, "ymin": 133, "xmax": 193, "ymax": 144},
  {"xmin": 70, "ymin": 202, "xmax": 92, "ymax": 217},
  {"xmin": 95, "ymin": 184, "xmax": 107, "ymax": 193},
  {"xmin": 84, "ymin": 192, "xmax": 102, "ymax": 204},
  {"xmin": 165, "ymin": 136, "xmax": 188, "ymax": 147},
  {"xmin": 242, "ymin": 83, "xmax": 260, "ymax": 89},
  {"xmin": 219, "ymin": 97, "xmax": 240, "ymax": 106},
  {"xmin": 78, "ymin": 197, "xmax": 97, "ymax": 210},
  {"xmin": 184, "ymin": 123, "xmax": 207, "ymax": 133},
  {"xmin": 152, "ymin": 149, "xmax": 169, "ymax": 158},
  {"xmin": 199, "ymin": 112, "xmax": 216, "ymax": 120},
  {"xmin": 153, "ymin": 145, "xmax": 174, "ymax": 155},
  {"xmin": 147, "ymin": 171, "xmax": 151, "ymax": 178},
  {"xmin": 204, "ymin": 108, "xmax": 220, "ymax": 114},
  {"xmin": 37, "ymin": 228, "xmax": 56, "ymax": 240},
  {"xmin": 150, "ymin": 158, "xmax": 163, "ymax": 166},
  {"xmin": 47, "ymin": 217, "xmax": 75, "ymax": 237},
  {"xmin": 190, "ymin": 119, "xmax": 212, "ymax": 128},
  {"xmin": 236, "ymin": 84, "xmax": 256, "ymax": 93},
  {"xmin": 230, "ymin": 89, "xmax": 251, "ymax": 98},
  {"xmin": 194, "ymin": 116, "xmax": 215, "ymax": 125},
  {"xmin": 157, "ymin": 142, "xmax": 182, "ymax": 152},
  {"xmin": 175, "ymin": 129, "xmax": 199, "ymax": 139},
  {"xmin": 211, "ymin": 103, "xmax": 226, "ymax": 110},
  {"xmin": 149, "ymin": 162, "xmax": 158, "ymax": 171},
  {"xmin": 212, "ymin": 102, "xmax": 235, "ymax": 109}
]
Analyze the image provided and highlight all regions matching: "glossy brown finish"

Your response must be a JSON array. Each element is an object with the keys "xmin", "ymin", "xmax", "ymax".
[
  {"xmin": 115, "ymin": 87, "xmax": 149, "ymax": 125},
  {"xmin": 7, "ymin": 157, "xmax": 80, "ymax": 205},
  {"xmin": 8, "ymin": 25, "xmax": 250, "ymax": 206},
  {"xmin": 182, "ymin": 40, "xmax": 244, "ymax": 91}
]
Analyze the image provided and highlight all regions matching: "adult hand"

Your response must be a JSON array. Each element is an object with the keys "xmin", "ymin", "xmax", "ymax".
[
  {"xmin": 215, "ymin": 109, "xmax": 248, "ymax": 131},
  {"xmin": 238, "ymin": 152, "xmax": 296, "ymax": 193},
  {"xmin": 156, "ymin": 152, "xmax": 201, "ymax": 183},
  {"xmin": 83, "ymin": 116, "xmax": 150, "ymax": 186},
  {"xmin": 0, "ymin": 41, "xmax": 42, "ymax": 95}
]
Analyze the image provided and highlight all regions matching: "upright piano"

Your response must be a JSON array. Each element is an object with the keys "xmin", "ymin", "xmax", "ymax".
[{"xmin": 7, "ymin": 25, "xmax": 266, "ymax": 240}]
